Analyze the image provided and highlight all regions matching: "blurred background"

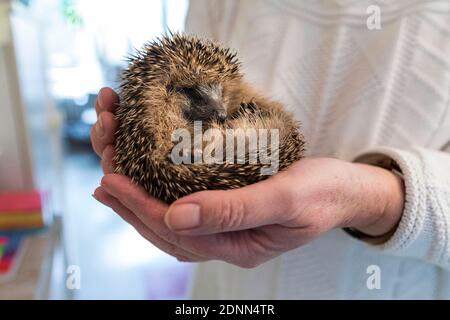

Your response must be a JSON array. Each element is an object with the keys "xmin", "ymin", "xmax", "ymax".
[{"xmin": 0, "ymin": 0, "xmax": 191, "ymax": 299}]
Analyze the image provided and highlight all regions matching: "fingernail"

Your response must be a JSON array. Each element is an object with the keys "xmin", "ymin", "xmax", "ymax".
[
  {"xmin": 97, "ymin": 114, "xmax": 105, "ymax": 137},
  {"xmin": 166, "ymin": 203, "xmax": 201, "ymax": 230}
]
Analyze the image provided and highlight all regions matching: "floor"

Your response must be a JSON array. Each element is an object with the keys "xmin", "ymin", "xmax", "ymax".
[{"xmin": 60, "ymin": 143, "xmax": 193, "ymax": 299}]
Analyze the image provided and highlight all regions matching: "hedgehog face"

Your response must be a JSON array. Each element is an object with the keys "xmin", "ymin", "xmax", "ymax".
[
  {"xmin": 175, "ymin": 83, "xmax": 228, "ymax": 122},
  {"xmin": 141, "ymin": 34, "xmax": 241, "ymax": 123}
]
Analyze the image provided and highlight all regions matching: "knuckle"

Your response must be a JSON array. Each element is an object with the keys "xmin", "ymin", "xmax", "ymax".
[
  {"xmin": 216, "ymin": 193, "xmax": 246, "ymax": 231},
  {"xmin": 101, "ymin": 158, "xmax": 112, "ymax": 174}
]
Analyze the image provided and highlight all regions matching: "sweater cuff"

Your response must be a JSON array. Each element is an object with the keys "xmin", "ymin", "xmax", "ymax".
[{"xmin": 351, "ymin": 146, "xmax": 447, "ymax": 266}]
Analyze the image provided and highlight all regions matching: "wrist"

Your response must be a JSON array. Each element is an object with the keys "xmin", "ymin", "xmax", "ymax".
[{"xmin": 347, "ymin": 163, "xmax": 405, "ymax": 239}]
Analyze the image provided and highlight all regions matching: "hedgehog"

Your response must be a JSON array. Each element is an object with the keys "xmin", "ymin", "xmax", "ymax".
[{"xmin": 114, "ymin": 33, "xmax": 305, "ymax": 204}]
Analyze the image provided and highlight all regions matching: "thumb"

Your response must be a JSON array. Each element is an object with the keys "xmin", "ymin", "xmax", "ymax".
[{"xmin": 164, "ymin": 177, "xmax": 294, "ymax": 235}]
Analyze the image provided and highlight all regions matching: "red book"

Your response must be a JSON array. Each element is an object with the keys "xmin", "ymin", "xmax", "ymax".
[{"xmin": 0, "ymin": 191, "xmax": 42, "ymax": 213}]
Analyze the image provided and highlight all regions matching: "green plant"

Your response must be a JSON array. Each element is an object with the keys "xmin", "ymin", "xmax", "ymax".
[{"xmin": 62, "ymin": 0, "xmax": 83, "ymax": 27}]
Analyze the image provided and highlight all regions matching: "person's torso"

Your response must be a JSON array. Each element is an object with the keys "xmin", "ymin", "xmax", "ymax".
[{"xmin": 187, "ymin": 0, "xmax": 450, "ymax": 299}]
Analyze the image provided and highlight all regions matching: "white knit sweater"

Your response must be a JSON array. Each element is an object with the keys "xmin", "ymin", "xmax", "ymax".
[{"xmin": 186, "ymin": 0, "xmax": 450, "ymax": 299}]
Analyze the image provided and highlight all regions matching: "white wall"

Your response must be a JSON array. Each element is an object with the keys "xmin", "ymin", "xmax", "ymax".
[{"xmin": 0, "ymin": 0, "xmax": 34, "ymax": 191}]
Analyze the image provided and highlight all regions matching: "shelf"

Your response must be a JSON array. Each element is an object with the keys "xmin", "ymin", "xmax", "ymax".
[{"xmin": 0, "ymin": 220, "xmax": 61, "ymax": 299}]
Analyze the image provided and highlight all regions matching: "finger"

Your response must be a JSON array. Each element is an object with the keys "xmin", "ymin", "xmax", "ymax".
[
  {"xmin": 100, "ymin": 174, "xmax": 229, "ymax": 259},
  {"xmin": 96, "ymin": 87, "xmax": 119, "ymax": 115},
  {"xmin": 100, "ymin": 174, "xmax": 184, "ymax": 249},
  {"xmin": 101, "ymin": 144, "xmax": 115, "ymax": 174},
  {"xmin": 93, "ymin": 186, "xmax": 207, "ymax": 262},
  {"xmin": 90, "ymin": 111, "xmax": 118, "ymax": 156},
  {"xmin": 101, "ymin": 174, "xmax": 168, "ymax": 221},
  {"xmin": 164, "ymin": 176, "xmax": 295, "ymax": 235},
  {"xmin": 100, "ymin": 174, "xmax": 297, "ymax": 267}
]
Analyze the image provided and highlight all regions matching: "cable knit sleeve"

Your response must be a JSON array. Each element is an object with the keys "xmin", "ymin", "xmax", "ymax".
[{"xmin": 353, "ymin": 146, "xmax": 450, "ymax": 270}]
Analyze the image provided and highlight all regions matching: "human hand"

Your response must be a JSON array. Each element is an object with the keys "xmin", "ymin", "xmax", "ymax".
[
  {"xmin": 90, "ymin": 87, "xmax": 119, "ymax": 173},
  {"xmin": 91, "ymin": 88, "xmax": 405, "ymax": 268}
]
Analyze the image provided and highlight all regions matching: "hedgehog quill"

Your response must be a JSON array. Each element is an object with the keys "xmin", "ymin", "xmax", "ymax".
[{"xmin": 114, "ymin": 33, "xmax": 305, "ymax": 204}]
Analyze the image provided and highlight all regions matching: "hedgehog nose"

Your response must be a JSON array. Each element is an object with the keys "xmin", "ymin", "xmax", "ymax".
[{"xmin": 216, "ymin": 111, "xmax": 227, "ymax": 123}]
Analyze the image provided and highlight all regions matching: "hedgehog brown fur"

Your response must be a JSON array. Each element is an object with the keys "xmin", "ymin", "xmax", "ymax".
[{"xmin": 114, "ymin": 33, "xmax": 305, "ymax": 204}]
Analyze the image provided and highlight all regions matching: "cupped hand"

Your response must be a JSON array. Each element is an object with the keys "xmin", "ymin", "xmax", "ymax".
[
  {"xmin": 90, "ymin": 87, "xmax": 119, "ymax": 174},
  {"xmin": 91, "ymin": 87, "xmax": 405, "ymax": 268}
]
